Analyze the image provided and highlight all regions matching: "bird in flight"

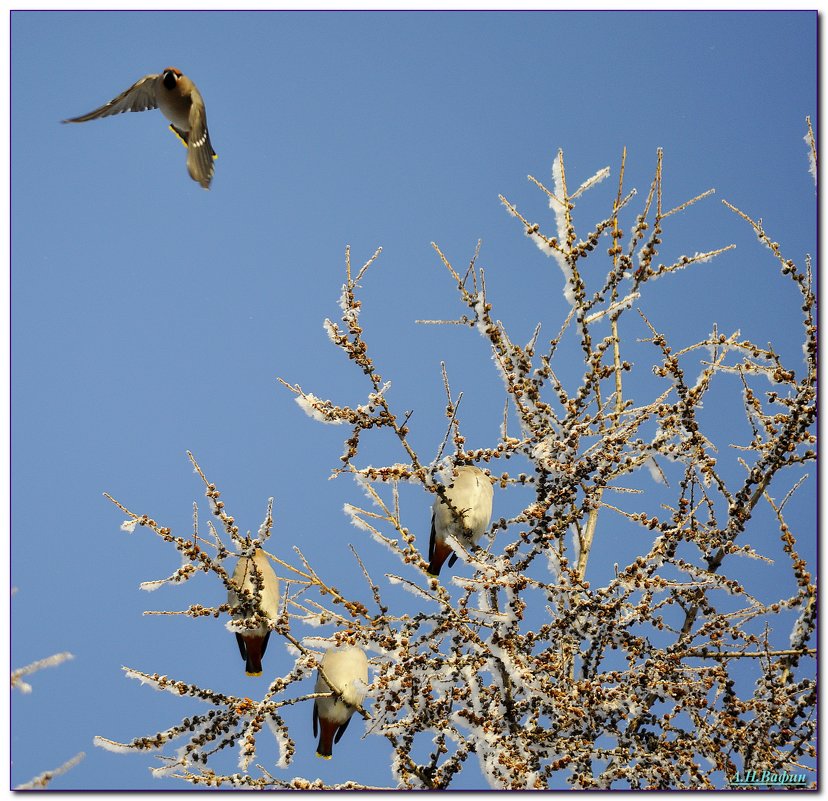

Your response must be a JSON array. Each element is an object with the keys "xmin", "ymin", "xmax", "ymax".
[{"xmin": 63, "ymin": 67, "xmax": 216, "ymax": 189}]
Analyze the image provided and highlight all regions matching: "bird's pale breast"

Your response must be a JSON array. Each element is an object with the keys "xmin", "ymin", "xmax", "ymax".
[{"xmin": 157, "ymin": 86, "xmax": 191, "ymax": 131}]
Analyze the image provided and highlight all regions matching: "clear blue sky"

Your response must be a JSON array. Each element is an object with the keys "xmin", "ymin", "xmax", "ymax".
[{"xmin": 11, "ymin": 10, "xmax": 816, "ymax": 790}]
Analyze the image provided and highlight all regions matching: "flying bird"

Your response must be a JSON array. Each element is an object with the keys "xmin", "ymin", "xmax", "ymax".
[
  {"xmin": 63, "ymin": 67, "xmax": 217, "ymax": 189},
  {"xmin": 228, "ymin": 548, "xmax": 280, "ymax": 677},
  {"xmin": 313, "ymin": 645, "xmax": 369, "ymax": 759},
  {"xmin": 428, "ymin": 465, "xmax": 494, "ymax": 577}
]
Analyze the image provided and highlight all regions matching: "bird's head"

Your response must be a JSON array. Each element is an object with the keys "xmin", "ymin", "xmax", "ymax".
[{"xmin": 162, "ymin": 67, "xmax": 182, "ymax": 90}]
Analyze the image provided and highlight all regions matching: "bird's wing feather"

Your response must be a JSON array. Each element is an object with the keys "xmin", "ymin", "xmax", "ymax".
[
  {"xmin": 333, "ymin": 714, "xmax": 352, "ymax": 744},
  {"xmin": 63, "ymin": 74, "xmax": 160, "ymax": 122},
  {"xmin": 185, "ymin": 88, "xmax": 215, "ymax": 189}
]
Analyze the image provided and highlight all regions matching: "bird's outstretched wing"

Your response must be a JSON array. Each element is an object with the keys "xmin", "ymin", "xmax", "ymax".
[
  {"xmin": 63, "ymin": 74, "xmax": 160, "ymax": 123},
  {"xmin": 185, "ymin": 87, "xmax": 216, "ymax": 189}
]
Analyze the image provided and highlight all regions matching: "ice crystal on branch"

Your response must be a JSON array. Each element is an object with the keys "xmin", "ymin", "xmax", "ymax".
[{"xmin": 12, "ymin": 651, "xmax": 74, "ymax": 695}]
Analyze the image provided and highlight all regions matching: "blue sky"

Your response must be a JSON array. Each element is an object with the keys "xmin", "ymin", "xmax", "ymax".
[{"xmin": 10, "ymin": 10, "xmax": 817, "ymax": 790}]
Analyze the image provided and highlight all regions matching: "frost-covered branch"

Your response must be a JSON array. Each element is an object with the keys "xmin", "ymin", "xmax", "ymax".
[{"xmin": 101, "ymin": 132, "xmax": 816, "ymax": 789}]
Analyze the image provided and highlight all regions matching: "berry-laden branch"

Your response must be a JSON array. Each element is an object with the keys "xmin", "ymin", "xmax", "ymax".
[{"xmin": 100, "ymin": 130, "xmax": 815, "ymax": 788}]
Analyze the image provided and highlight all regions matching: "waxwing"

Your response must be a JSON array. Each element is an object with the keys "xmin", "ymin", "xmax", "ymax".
[
  {"xmin": 63, "ymin": 67, "xmax": 216, "ymax": 188},
  {"xmin": 228, "ymin": 549, "xmax": 280, "ymax": 677},
  {"xmin": 313, "ymin": 645, "xmax": 369, "ymax": 759},
  {"xmin": 428, "ymin": 465, "xmax": 494, "ymax": 577}
]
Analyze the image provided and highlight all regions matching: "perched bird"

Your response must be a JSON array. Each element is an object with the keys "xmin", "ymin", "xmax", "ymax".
[
  {"xmin": 63, "ymin": 67, "xmax": 217, "ymax": 189},
  {"xmin": 228, "ymin": 549, "xmax": 280, "ymax": 677},
  {"xmin": 313, "ymin": 645, "xmax": 369, "ymax": 759},
  {"xmin": 428, "ymin": 465, "xmax": 494, "ymax": 577}
]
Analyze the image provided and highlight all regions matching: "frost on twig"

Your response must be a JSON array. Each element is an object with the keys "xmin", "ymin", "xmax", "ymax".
[
  {"xmin": 13, "ymin": 647, "xmax": 83, "ymax": 788},
  {"xmin": 12, "ymin": 652, "xmax": 74, "ymax": 694},
  {"xmin": 804, "ymin": 115, "xmax": 816, "ymax": 185},
  {"xmin": 14, "ymin": 752, "xmax": 86, "ymax": 790}
]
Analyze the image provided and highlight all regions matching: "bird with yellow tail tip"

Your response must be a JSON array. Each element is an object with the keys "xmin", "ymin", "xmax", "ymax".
[
  {"xmin": 313, "ymin": 645, "xmax": 369, "ymax": 759},
  {"xmin": 428, "ymin": 465, "xmax": 494, "ymax": 577},
  {"xmin": 228, "ymin": 548, "xmax": 280, "ymax": 677},
  {"xmin": 63, "ymin": 67, "xmax": 217, "ymax": 189}
]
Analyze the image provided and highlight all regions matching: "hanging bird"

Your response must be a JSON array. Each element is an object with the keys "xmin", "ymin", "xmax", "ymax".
[
  {"xmin": 228, "ymin": 548, "xmax": 280, "ymax": 677},
  {"xmin": 63, "ymin": 67, "xmax": 217, "ymax": 189},
  {"xmin": 428, "ymin": 465, "xmax": 494, "ymax": 577},
  {"xmin": 313, "ymin": 645, "xmax": 369, "ymax": 759}
]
